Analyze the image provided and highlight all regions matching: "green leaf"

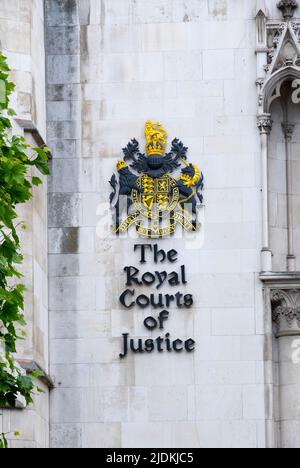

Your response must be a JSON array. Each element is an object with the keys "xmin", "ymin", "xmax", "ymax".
[
  {"xmin": 31, "ymin": 370, "xmax": 44, "ymax": 378},
  {"xmin": 30, "ymin": 152, "xmax": 50, "ymax": 175},
  {"xmin": 32, "ymin": 176, "xmax": 42, "ymax": 186},
  {"xmin": 0, "ymin": 80, "xmax": 6, "ymax": 105},
  {"xmin": 0, "ymin": 52, "xmax": 49, "ymax": 412}
]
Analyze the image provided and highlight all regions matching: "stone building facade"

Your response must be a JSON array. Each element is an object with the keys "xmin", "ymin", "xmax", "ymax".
[{"xmin": 0, "ymin": 0, "xmax": 300, "ymax": 449}]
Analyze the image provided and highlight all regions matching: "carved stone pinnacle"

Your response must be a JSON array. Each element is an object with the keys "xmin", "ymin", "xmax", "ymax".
[{"xmin": 277, "ymin": 0, "xmax": 298, "ymax": 20}]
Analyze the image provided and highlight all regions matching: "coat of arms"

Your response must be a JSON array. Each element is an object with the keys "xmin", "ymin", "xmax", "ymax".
[{"xmin": 109, "ymin": 121, "xmax": 204, "ymax": 238}]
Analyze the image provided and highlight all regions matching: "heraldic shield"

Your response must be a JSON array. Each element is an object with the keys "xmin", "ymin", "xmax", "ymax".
[{"xmin": 109, "ymin": 121, "xmax": 204, "ymax": 239}]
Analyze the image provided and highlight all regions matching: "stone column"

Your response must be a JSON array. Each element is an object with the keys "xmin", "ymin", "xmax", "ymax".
[
  {"xmin": 272, "ymin": 288, "xmax": 300, "ymax": 448},
  {"xmin": 258, "ymin": 114, "xmax": 273, "ymax": 272},
  {"xmin": 282, "ymin": 124, "xmax": 296, "ymax": 272}
]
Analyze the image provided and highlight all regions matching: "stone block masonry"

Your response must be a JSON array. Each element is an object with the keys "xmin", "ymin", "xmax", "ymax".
[
  {"xmin": 46, "ymin": 0, "xmax": 267, "ymax": 449},
  {"xmin": 1, "ymin": 0, "xmax": 298, "ymax": 449},
  {"xmin": 0, "ymin": 0, "xmax": 50, "ymax": 448}
]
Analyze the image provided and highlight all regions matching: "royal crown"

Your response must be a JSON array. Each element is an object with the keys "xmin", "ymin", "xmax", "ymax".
[{"xmin": 145, "ymin": 120, "xmax": 167, "ymax": 157}]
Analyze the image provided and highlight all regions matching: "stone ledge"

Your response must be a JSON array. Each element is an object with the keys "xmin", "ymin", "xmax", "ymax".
[
  {"xmin": 18, "ymin": 360, "xmax": 55, "ymax": 390},
  {"xmin": 15, "ymin": 117, "xmax": 52, "ymax": 159},
  {"xmin": 260, "ymin": 272, "xmax": 300, "ymax": 287}
]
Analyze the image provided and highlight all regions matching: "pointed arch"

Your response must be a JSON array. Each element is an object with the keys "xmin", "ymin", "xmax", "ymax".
[{"xmin": 261, "ymin": 65, "xmax": 300, "ymax": 112}]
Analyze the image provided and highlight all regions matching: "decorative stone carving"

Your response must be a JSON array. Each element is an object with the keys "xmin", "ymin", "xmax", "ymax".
[
  {"xmin": 257, "ymin": 114, "xmax": 273, "ymax": 134},
  {"xmin": 271, "ymin": 289, "xmax": 300, "ymax": 335},
  {"xmin": 291, "ymin": 22, "xmax": 300, "ymax": 44},
  {"xmin": 256, "ymin": 1, "xmax": 300, "ymax": 109},
  {"xmin": 256, "ymin": 78, "xmax": 265, "ymax": 88},
  {"xmin": 265, "ymin": 22, "xmax": 300, "ymax": 73},
  {"xmin": 256, "ymin": 79, "xmax": 265, "ymax": 106},
  {"xmin": 277, "ymin": 0, "xmax": 298, "ymax": 20},
  {"xmin": 265, "ymin": 23, "xmax": 286, "ymax": 72},
  {"xmin": 267, "ymin": 22, "xmax": 286, "ymax": 48},
  {"xmin": 282, "ymin": 123, "xmax": 295, "ymax": 140}
]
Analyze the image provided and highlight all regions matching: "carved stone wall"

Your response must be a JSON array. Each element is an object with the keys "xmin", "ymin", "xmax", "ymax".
[{"xmin": 270, "ymin": 285, "xmax": 300, "ymax": 448}]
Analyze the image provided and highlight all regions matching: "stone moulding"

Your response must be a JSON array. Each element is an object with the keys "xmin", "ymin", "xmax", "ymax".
[{"xmin": 260, "ymin": 65, "xmax": 300, "ymax": 112}]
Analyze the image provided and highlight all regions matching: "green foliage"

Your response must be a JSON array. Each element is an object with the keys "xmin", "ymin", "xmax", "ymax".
[
  {"xmin": 0, "ymin": 53, "xmax": 50, "ymax": 447},
  {"xmin": 0, "ymin": 433, "xmax": 8, "ymax": 449},
  {"xmin": 0, "ymin": 431, "xmax": 20, "ymax": 449}
]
